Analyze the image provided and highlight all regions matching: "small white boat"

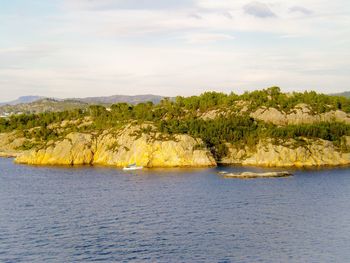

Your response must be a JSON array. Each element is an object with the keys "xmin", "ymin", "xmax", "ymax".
[{"xmin": 123, "ymin": 163, "xmax": 143, "ymax": 171}]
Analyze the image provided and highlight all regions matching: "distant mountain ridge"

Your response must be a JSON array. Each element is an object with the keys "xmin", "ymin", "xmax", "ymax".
[
  {"xmin": 0, "ymin": 94, "xmax": 165, "ymax": 106},
  {"xmin": 0, "ymin": 94, "xmax": 167, "ymax": 115},
  {"xmin": 0, "ymin": 96, "xmax": 44, "ymax": 106},
  {"xmin": 331, "ymin": 91, "xmax": 350, "ymax": 98},
  {"xmin": 74, "ymin": 94, "xmax": 164, "ymax": 105}
]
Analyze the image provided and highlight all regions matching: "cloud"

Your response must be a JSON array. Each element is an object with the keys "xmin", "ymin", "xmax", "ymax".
[
  {"xmin": 188, "ymin": 13, "xmax": 202, "ymax": 19},
  {"xmin": 63, "ymin": 0, "xmax": 195, "ymax": 10},
  {"xmin": 2, "ymin": 43, "xmax": 348, "ymax": 100},
  {"xmin": 243, "ymin": 1, "xmax": 276, "ymax": 18},
  {"xmin": 222, "ymin": 11, "xmax": 233, "ymax": 19},
  {"xmin": 0, "ymin": 45, "xmax": 59, "ymax": 69},
  {"xmin": 1, "ymin": 0, "xmax": 350, "ymax": 101},
  {"xmin": 183, "ymin": 33, "xmax": 235, "ymax": 44},
  {"xmin": 57, "ymin": 1, "xmax": 346, "ymax": 40},
  {"xmin": 289, "ymin": 6, "xmax": 313, "ymax": 15},
  {"xmin": 279, "ymin": 34, "xmax": 302, "ymax": 39},
  {"xmin": 1, "ymin": 40, "xmax": 349, "ymax": 100}
]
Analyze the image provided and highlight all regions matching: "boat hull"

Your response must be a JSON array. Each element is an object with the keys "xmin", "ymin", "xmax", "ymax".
[{"xmin": 123, "ymin": 166, "xmax": 143, "ymax": 171}]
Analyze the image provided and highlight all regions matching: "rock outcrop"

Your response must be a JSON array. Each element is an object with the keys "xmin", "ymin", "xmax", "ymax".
[
  {"xmin": 4, "ymin": 125, "xmax": 350, "ymax": 168},
  {"xmin": 15, "ymin": 125, "xmax": 216, "ymax": 167},
  {"xmin": 221, "ymin": 137, "xmax": 350, "ymax": 167},
  {"xmin": 0, "ymin": 132, "xmax": 26, "ymax": 157},
  {"xmin": 250, "ymin": 104, "xmax": 350, "ymax": 125},
  {"xmin": 14, "ymin": 131, "xmax": 349, "ymax": 168}
]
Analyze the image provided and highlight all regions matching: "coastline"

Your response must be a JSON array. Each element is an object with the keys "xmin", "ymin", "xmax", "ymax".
[
  {"xmin": 0, "ymin": 152, "xmax": 19, "ymax": 158},
  {"xmin": 3, "ymin": 155, "xmax": 350, "ymax": 169}
]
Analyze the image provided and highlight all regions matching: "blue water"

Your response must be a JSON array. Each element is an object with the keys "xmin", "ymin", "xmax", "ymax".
[{"xmin": 0, "ymin": 158, "xmax": 350, "ymax": 262}]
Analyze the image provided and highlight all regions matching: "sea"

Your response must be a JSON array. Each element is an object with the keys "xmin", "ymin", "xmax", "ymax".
[{"xmin": 0, "ymin": 158, "xmax": 350, "ymax": 262}]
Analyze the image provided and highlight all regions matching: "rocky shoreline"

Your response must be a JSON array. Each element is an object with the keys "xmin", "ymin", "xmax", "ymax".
[
  {"xmin": 11, "ymin": 136, "xmax": 350, "ymax": 168},
  {"xmin": 1, "ymin": 126, "xmax": 349, "ymax": 168},
  {"xmin": 221, "ymin": 138, "xmax": 350, "ymax": 167},
  {"xmin": 14, "ymin": 126, "xmax": 216, "ymax": 168},
  {"xmin": 0, "ymin": 152, "xmax": 18, "ymax": 158}
]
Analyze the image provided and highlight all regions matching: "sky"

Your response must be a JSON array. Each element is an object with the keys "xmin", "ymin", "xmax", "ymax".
[{"xmin": 0, "ymin": 0, "xmax": 349, "ymax": 101}]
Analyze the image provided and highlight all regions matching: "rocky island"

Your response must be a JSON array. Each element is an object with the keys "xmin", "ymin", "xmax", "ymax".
[{"xmin": 0, "ymin": 87, "xmax": 349, "ymax": 168}]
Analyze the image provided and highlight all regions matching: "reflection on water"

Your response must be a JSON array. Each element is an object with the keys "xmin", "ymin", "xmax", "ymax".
[{"xmin": 1, "ymin": 158, "xmax": 350, "ymax": 262}]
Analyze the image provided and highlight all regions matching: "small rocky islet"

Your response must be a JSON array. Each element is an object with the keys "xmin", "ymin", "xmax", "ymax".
[{"xmin": 218, "ymin": 171, "xmax": 292, "ymax": 179}]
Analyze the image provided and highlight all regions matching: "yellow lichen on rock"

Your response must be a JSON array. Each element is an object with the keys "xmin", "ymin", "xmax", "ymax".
[
  {"xmin": 250, "ymin": 105, "xmax": 350, "ymax": 126},
  {"xmin": 92, "ymin": 126, "xmax": 216, "ymax": 167},
  {"xmin": 16, "ymin": 133, "xmax": 94, "ymax": 165},
  {"xmin": 15, "ymin": 125, "xmax": 216, "ymax": 167},
  {"xmin": 0, "ymin": 132, "xmax": 26, "ymax": 157},
  {"xmin": 221, "ymin": 138, "xmax": 350, "ymax": 167},
  {"xmin": 9, "ymin": 124, "xmax": 350, "ymax": 168}
]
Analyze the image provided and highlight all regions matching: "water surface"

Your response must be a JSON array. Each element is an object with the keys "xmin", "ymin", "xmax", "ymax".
[{"xmin": 1, "ymin": 158, "xmax": 350, "ymax": 262}]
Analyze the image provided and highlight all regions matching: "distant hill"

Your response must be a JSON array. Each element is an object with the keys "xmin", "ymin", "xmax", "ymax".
[
  {"xmin": 0, "ymin": 98, "xmax": 87, "ymax": 115},
  {"xmin": 75, "ymin": 94, "xmax": 165, "ymax": 105},
  {"xmin": 0, "ymin": 96, "xmax": 44, "ymax": 106},
  {"xmin": 331, "ymin": 92, "xmax": 350, "ymax": 98},
  {"xmin": 0, "ymin": 94, "xmax": 167, "ymax": 115}
]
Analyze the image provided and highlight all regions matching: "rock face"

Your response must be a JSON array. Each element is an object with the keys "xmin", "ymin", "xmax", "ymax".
[
  {"xmin": 200, "ymin": 109, "xmax": 223, "ymax": 120},
  {"xmin": 14, "ymin": 130, "xmax": 349, "ymax": 168},
  {"xmin": 250, "ymin": 104, "xmax": 350, "ymax": 125},
  {"xmin": 15, "ymin": 125, "xmax": 216, "ymax": 167},
  {"xmin": 6, "ymin": 124, "xmax": 350, "ymax": 168},
  {"xmin": 221, "ymin": 138, "xmax": 350, "ymax": 167},
  {"xmin": 0, "ymin": 132, "xmax": 26, "ymax": 157},
  {"xmin": 16, "ymin": 133, "xmax": 94, "ymax": 165}
]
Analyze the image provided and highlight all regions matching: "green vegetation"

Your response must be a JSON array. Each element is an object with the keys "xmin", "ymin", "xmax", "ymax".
[
  {"xmin": 157, "ymin": 117, "xmax": 350, "ymax": 158},
  {"xmin": 0, "ymin": 109, "xmax": 85, "ymax": 132},
  {"xmin": 16, "ymin": 140, "xmax": 40, "ymax": 151},
  {"xmin": 173, "ymin": 87, "xmax": 350, "ymax": 113},
  {"xmin": 1, "ymin": 87, "xmax": 350, "ymax": 159}
]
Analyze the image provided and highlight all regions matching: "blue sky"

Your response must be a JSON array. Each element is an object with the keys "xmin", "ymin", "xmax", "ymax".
[{"xmin": 0, "ymin": 0, "xmax": 349, "ymax": 101}]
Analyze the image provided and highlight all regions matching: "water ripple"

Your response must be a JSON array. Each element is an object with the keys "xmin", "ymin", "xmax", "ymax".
[{"xmin": 1, "ymin": 159, "xmax": 350, "ymax": 262}]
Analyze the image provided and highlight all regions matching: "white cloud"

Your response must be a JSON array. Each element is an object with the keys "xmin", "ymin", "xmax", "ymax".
[
  {"xmin": 1, "ymin": 41, "xmax": 349, "ymax": 99},
  {"xmin": 289, "ymin": 6, "xmax": 313, "ymax": 15},
  {"xmin": 62, "ymin": 0, "xmax": 195, "ymax": 10},
  {"xmin": 183, "ymin": 33, "xmax": 235, "ymax": 43},
  {"xmin": 0, "ymin": 0, "xmax": 350, "ymax": 101},
  {"xmin": 243, "ymin": 1, "xmax": 276, "ymax": 18},
  {"xmin": 56, "ymin": 1, "xmax": 349, "ymax": 40}
]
